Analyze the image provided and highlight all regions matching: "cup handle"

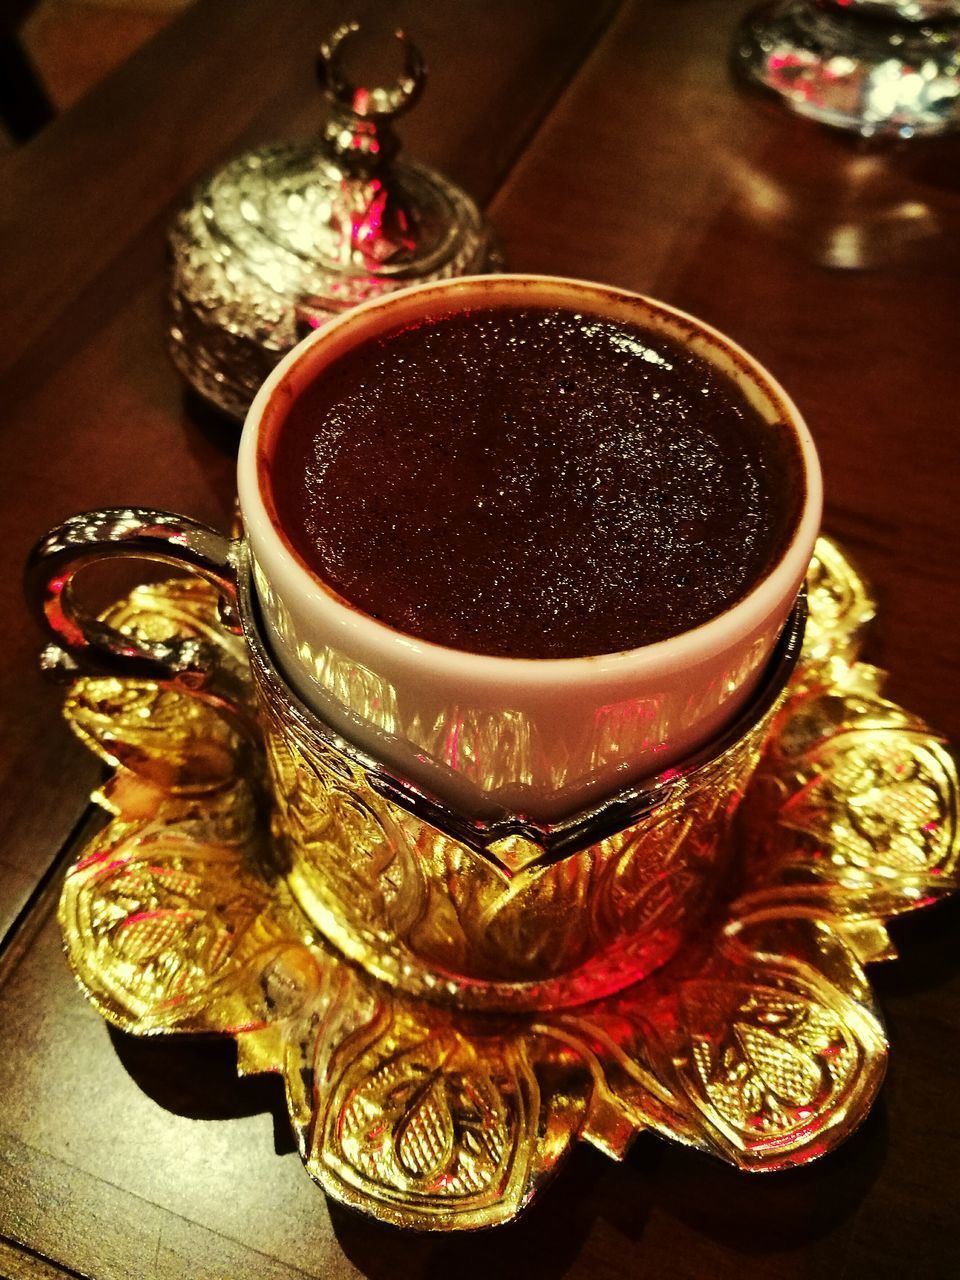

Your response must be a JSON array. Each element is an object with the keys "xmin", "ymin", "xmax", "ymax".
[{"xmin": 24, "ymin": 507, "xmax": 241, "ymax": 688}]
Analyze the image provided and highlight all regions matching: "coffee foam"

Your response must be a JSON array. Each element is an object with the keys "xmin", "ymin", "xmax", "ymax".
[{"xmin": 263, "ymin": 302, "xmax": 805, "ymax": 659}]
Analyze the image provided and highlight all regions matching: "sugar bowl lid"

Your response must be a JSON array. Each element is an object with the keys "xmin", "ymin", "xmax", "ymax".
[{"xmin": 168, "ymin": 22, "xmax": 502, "ymax": 421}]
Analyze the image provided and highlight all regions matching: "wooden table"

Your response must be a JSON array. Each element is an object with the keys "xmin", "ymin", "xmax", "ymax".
[{"xmin": 1, "ymin": 1, "xmax": 958, "ymax": 1275}]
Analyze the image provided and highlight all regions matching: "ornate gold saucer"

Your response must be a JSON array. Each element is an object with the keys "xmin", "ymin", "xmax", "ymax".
[{"xmin": 57, "ymin": 538, "xmax": 959, "ymax": 1230}]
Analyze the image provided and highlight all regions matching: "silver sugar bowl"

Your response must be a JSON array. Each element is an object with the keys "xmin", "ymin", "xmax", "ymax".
[{"xmin": 168, "ymin": 22, "xmax": 502, "ymax": 420}]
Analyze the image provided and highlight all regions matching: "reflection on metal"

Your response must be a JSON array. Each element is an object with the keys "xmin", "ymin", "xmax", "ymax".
[
  {"xmin": 735, "ymin": 0, "xmax": 960, "ymax": 137},
  {"xmin": 56, "ymin": 540, "xmax": 959, "ymax": 1229},
  {"xmin": 255, "ymin": 549, "xmax": 788, "ymax": 820},
  {"xmin": 168, "ymin": 23, "xmax": 501, "ymax": 420},
  {"xmin": 236, "ymin": 560, "xmax": 803, "ymax": 1012}
]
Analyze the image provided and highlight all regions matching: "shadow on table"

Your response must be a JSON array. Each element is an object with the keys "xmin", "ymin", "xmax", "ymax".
[
  {"xmin": 180, "ymin": 386, "xmax": 243, "ymax": 458},
  {"xmin": 103, "ymin": 888, "xmax": 960, "ymax": 1276},
  {"xmin": 328, "ymin": 1106, "xmax": 887, "ymax": 1279},
  {"xmin": 873, "ymin": 895, "xmax": 960, "ymax": 1000},
  {"xmin": 327, "ymin": 1143, "xmax": 612, "ymax": 1280},
  {"xmin": 620, "ymin": 1105, "xmax": 887, "ymax": 1258},
  {"xmin": 108, "ymin": 1026, "xmax": 297, "ymax": 1155}
]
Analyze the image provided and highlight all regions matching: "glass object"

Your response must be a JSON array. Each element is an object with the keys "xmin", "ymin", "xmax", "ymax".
[{"xmin": 735, "ymin": 0, "xmax": 960, "ymax": 136}]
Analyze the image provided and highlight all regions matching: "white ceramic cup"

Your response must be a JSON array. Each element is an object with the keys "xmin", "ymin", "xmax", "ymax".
[{"xmin": 238, "ymin": 274, "xmax": 822, "ymax": 821}]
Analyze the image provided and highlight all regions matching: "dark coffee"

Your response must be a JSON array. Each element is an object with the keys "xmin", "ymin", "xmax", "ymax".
[{"xmin": 264, "ymin": 304, "xmax": 803, "ymax": 659}]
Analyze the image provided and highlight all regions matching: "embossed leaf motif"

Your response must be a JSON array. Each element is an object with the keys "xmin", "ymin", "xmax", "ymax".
[
  {"xmin": 731, "ymin": 1020, "xmax": 825, "ymax": 1108},
  {"xmin": 79, "ymin": 848, "xmax": 266, "ymax": 1016},
  {"xmin": 844, "ymin": 771, "xmax": 939, "ymax": 868},
  {"xmin": 782, "ymin": 739, "xmax": 949, "ymax": 875},
  {"xmin": 338, "ymin": 1036, "xmax": 508, "ymax": 1197},
  {"xmin": 690, "ymin": 994, "xmax": 834, "ymax": 1131},
  {"xmin": 100, "ymin": 864, "xmax": 201, "ymax": 917},
  {"xmin": 110, "ymin": 907, "xmax": 243, "ymax": 984},
  {"xmin": 803, "ymin": 536, "xmax": 875, "ymax": 667},
  {"xmin": 593, "ymin": 817, "xmax": 699, "ymax": 938},
  {"xmin": 66, "ymin": 677, "xmax": 240, "ymax": 791},
  {"xmin": 114, "ymin": 909, "xmax": 206, "ymax": 963},
  {"xmin": 272, "ymin": 735, "xmax": 388, "ymax": 873},
  {"xmin": 392, "ymin": 1068, "xmax": 456, "ymax": 1180}
]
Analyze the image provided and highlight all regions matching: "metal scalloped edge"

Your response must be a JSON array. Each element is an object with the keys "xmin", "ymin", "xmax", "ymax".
[
  {"xmin": 650, "ymin": 919, "xmax": 888, "ymax": 1172},
  {"xmin": 310, "ymin": 1028, "xmax": 550, "ymax": 1230},
  {"xmin": 50, "ymin": 537, "xmax": 960, "ymax": 1228}
]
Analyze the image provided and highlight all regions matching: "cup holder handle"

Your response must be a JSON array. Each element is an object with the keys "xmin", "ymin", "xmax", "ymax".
[{"xmin": 24, "ymin": 507, "xmax": 241, "ymax": 689}]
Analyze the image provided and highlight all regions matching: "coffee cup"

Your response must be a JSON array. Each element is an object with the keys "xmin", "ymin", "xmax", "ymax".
[
  {"xmin": 27, "ymin": 274, "xmax": 820, "ymax": 1010},
  {"xmin": 239, "ymin": 275, "xmax": 820, "ymax": 819}
]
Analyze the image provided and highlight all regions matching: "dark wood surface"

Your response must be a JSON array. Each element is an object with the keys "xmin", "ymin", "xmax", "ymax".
[
  {"xmin": 1, "ymin": 0, "xmax": 959, "ymax": 1276},
  {"xmin": 0, "ymin": 0, "xmax": 618, "ymax": 943}
]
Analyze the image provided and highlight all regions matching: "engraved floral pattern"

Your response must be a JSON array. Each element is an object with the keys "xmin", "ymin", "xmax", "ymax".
[
  {"xmin": 257, "ymin": 664, "xmax": 773, "ymax": 1007},
  {"xmin": 168, "ymin": 144, "xmax": 500, "ymax": 420},
  {"xmin": 56, "ymin": 539, "xmax": 960, "ymax": 1229}
]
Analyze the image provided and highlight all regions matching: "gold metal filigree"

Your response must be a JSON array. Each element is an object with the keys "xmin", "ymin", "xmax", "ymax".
[
  {"xmin": 262, "ymin": 697, "xmax": 768, "ymax": 1009},
  {"xmin": 57, "ymin": 537, "xmax": 959, "ymax": 1229},
  {"xmin": 242, "ymin": 563, "xmax": 799, "ymax": 1012}
]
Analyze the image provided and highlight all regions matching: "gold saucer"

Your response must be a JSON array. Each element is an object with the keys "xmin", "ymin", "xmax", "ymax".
[{"xmin": 57, "ymin": 538, "xmax": 959, "ymax": 1230}]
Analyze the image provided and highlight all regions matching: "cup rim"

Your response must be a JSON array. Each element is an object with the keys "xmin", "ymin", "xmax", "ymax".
[
  {"xmin": 234, "ymin": 540, "xmax": 808, "ymax": 858},
  {"xmin": 238, "ymin": 273, "xmax": 822, "ymax": 686}
]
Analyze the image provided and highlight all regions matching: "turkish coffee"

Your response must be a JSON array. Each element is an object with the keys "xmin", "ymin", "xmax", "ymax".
[{"xmin": 263, "ymin": 304, "xmax": 804, "ymax": 659}]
